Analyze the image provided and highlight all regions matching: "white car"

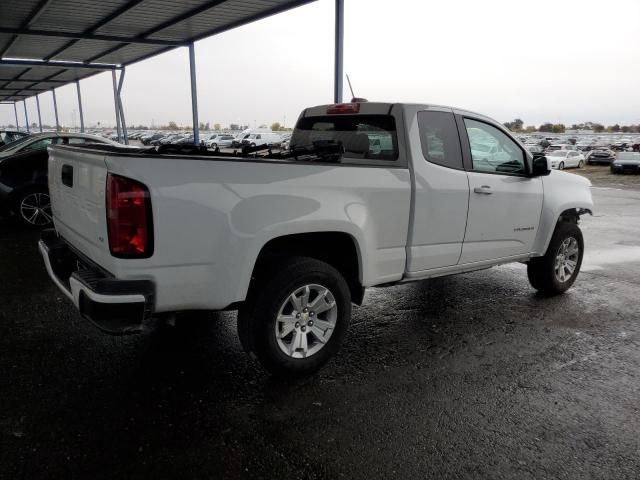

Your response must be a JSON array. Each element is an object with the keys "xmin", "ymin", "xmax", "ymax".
[
  {"xmin": 206, "ymin": 134, "xmax": 235, "ymax": 149},
  {"xmin": 547, "ymin": 150, "xmax": 585, "ymax": 170},
  {"xmin": 40, "ymin": 101, "xmax": 593, "ymax": 377}
]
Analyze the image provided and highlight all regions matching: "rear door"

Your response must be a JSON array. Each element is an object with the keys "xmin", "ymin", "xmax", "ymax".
[
  {"xmin": 457, "ymin": 116, "xmax": 543, "ymax": 264},
  {"xmin": 406, "ymin": 109, "xmax": 470, "ymax": 272}
]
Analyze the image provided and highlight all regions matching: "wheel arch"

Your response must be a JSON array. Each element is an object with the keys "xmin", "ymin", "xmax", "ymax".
[{"xmin": 246, "ymin": 231, "xmax": 365, "ymax": 305}]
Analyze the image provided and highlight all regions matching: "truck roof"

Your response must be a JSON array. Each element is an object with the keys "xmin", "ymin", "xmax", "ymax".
[{"xmin": 302, "ymin": 102, "xmax": 496, "ymax": 124}]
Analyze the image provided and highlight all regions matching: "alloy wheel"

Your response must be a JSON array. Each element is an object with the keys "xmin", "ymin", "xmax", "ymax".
[
  {"xmin": 20, "ymin": 192, "xmax": 52, "ymax": 226},
  {"xmin": 554, "ymin": 237, "xmax": 579, "ymax": 283}
]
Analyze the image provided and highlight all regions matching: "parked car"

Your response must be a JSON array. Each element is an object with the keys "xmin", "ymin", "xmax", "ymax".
[
  {"xmin": 545, "ymin": 144, "xmax": 576, "ymax": 154},
  {"xmin": 0, "ymin": 130, "xmax": 29, "ymax": 147},
  {"xmin": 547, "ymin": 150, "xmax": 585, "ymax": 170},
  {"xmin": 141, "ymin": 133, "xmax": 165, "ymax": 145},
  {"xmin": 207, "ymin": 134, "xmax": 235, "ymax": 149},
  {"xmin": 241, "ymin": 132, "xmax": 282, "ymax": 149},
  {"xmin": 610, "ymin": 152, "xmax": 640, "ymax": 174},
  {"xmin": 39, "ymin": 101, "xmax": 593, "ymax": 377},
  {"xmin": 0, "ymin": 133, "xmax": 120, "ymax": 227},
  {"xmin": 586, "ymin": 148, "xmax": 615, "ymax": 165},
  {"xmin": 524, "ymin": 144, "xmax": 543, "ymax": 154}
]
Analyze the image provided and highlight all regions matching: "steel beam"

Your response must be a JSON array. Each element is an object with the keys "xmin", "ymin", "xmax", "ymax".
[
  {"xmin": 52, "ymin": 89, "xmax": 60, "ymax": 131},
  {"xmin": 0, "ymin": 0, "xmax": 55, "ymax": 57},
  {"xmin": 0, "ymin": 78, "xmax": 68, "ymax": 84},
  {"xmin": 116, "ymin": 69, "xmax": 128, "ymax": 144},
  {"xmin": 76, "ymin": 80, "xmax": 84, "ymax": 132},
  {"xmin": 334, "ymin": 0, "xmax": 344, "ymax": 104},
  {"xmin": 0, "ymin": 59, "xmax": 117, "ymax": 70},
  {"xmin": 0, "ymin": 27, "xmax": 185, "ymax": 47},
  {"xmin": 36, "ymin": 94, "xmax": 42, "ymax": 132},
  {"xmin": 13, "ymin": 102, "xmax": 19, "ymax": 130},
  {"xmin": 23, "ymin": 100, "xmax": 30, "ymax": 133},
  {"xmin": 188, "ymin": 43, "xmax": 200, "ymax": 145},
  {"xmin": 112, "ymin": 70, "xmax": 122, "ymax": 143}
]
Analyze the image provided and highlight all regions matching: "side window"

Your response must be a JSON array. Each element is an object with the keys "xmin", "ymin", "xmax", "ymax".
[
  {"xmin": 464, "ymin": 118, "xmax": 526, "ymax": 175},
  {"xmin": 417, "ymin": 111, "xmax": 463, "ymax": 169},
  {"xmin": 20, "ymin": 138, "xmax": 54, "ymax": 152},
  {"xmin": 68, "ymin": 137, "xmax": 89, "ymax": 144}
]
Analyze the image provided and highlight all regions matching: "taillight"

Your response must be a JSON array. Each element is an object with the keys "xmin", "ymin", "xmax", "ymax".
[
  {"xmin": 326, "ymin": 103, "xmax": 360, "ymax": 114},
  {"xmin": 106, "ymin": 173, "xmax": 153, "ymax": 258}
]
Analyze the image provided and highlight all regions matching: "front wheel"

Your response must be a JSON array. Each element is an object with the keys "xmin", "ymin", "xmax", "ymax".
[
  {"xmin": 578, "ymin": 160, "xmax": 584, "ymax": 168},
  {"xmin": 558, "ymin": 161, "xmax": 565, "ymax": 170},
  {"xmin": 527, "ymin": 221, "xmax": 584, "ymax": 295},
  {"xmin": 238, "ymin": 257, "xmax": 351, "ymax": 377}
]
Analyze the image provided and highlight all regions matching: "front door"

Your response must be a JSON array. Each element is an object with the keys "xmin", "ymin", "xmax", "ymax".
[{"xmin": 459, "ymin": 117, "xmax": 543, "ymax": 264}]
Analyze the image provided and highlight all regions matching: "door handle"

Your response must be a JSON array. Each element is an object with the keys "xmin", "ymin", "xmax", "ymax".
[{"xmin": 473, "ymin": 185, "xmax": 492, "ymax": 195}]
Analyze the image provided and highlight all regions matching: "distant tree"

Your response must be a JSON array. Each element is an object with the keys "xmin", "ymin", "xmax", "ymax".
[
  {"xmin": 229, "ymin": 123, "xmax": 239, "ymax": 130},
  {"xmin": 552, "ymin": 124, "xmax": 565, "ymax": 133},
  {"xmin": 608, "ymin": 124, "xmax": 620, "ymax": 132},
  {"xmin": 621, "ymin": 125, "xmax": 631, "ymax": 133},
  {"xmin": 199, "ymin": 122, "xmax": 206, "ymax": 130},
  {"xmin": 167, "ymin": 121, "xmax": 178, "ymax": 130},
  {"xmin": 592, "ymin": 123, "xmax": 605, "ymax": 133},
  {"xmin": 213, "ymin": 123, "xmax": 221, "ymax": 131},
  {"xmin": 525, "ymin": 125, "xmax": 537, "ymax": 133},
  {"xmin": 270, "ymin": 122, "xmax": 282, "ymax": 131},
  {"xmin": 539, "ymin": 122, "xmax": 554, "ymax": 132}
]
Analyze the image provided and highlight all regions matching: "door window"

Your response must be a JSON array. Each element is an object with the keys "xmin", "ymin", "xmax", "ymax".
[
  {"xmin": 417, "ymin": 111, "xmax": 463, "ymax": 169},
  {"xmin": 464, "ymin": 119, "xmax": 526, "ymax": 175},
  {"xmin": 20, "ymin": 138, "xmax": 54, "ymax": 152}
]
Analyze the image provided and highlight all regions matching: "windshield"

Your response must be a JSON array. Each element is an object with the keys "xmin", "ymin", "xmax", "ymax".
[
  {"xmin": 617, "ymin": 152, "xmax": 640, "ymax": 160},
  {"xmin": 291, "ymin": 114, "xmax": 398, "ymax": 161},
  {"xmin": 548, "ymin": 151, "xmax": 567, "ymax": 157}
]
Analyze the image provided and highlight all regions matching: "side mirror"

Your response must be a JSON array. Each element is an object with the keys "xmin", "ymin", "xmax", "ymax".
[{"xmin": 531, "ymin": 154, "xmax": 551, "ymax": 177}]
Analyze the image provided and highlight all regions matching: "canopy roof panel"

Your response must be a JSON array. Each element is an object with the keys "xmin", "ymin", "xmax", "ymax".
[{"xmin": 0, "ymin": 0, "xmax": 315, "ymax": 102}]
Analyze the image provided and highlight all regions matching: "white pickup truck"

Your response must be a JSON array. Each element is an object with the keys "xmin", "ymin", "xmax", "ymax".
[{"xmin": 39, "ymin": 101, "xmax": 593, "ymax": 377}]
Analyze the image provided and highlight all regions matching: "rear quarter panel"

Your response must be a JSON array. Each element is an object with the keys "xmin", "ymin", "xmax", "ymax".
[{"xmin": 103, "ymin": 155, "xmax": 412, "ymax": 311}]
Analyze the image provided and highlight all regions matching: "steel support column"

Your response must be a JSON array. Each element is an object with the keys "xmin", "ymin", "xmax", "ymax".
[
  {"xmin": 13, "ymin": 102, "xmax": 19, "ymax": 130},
  {"xmin": 334, "ymin": 0, "xmax": 344, "ymax": 104},
  {"xmin": 112, "ymin": 70, "xmax": 122, "ymax": 143},
  {"xmin": 35, "ymin": 94, "xmax": 43, "ymax": 132},
  {"xmin": 23, "ymin": 100, "xmax": 30, "ymax": 133},
  {"xmin": 188, "ymin": 43, "xmax": 200, "ymax": 145},
  {"xmin": 76, "ymin": 80, "xmax": 84, "ymax": 132},
  {"xmin": 52, "ymin": 88, "xmax": 60, "ymax": 131},
  {"xmin": 116, "ymin": 68, "xmax": 128, "ymax": 144}
]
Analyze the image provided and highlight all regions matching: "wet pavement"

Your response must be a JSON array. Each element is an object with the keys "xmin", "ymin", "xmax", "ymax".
[{"xmin": 1, "ymin": 186, "xmax": 639, "ymax": 479}]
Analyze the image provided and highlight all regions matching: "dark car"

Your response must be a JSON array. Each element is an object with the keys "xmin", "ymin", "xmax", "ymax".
[
  {"xmin": 141, "ymin": 133, "xmax": 165, "ymax": 145},
  {"xmin": 587, "ymin": 148, "xmax": 615, "ymax": 165},
  {"xmin": 0, "ymin": 130, "xmax": 29, "ymax": 147},
  {"xmin": 610, "ymin": 152, "xmax": 640, "ymax": 174},
  {"xmin": 0, "ymin": 133, "xmax": 118, "ymax": 227}
]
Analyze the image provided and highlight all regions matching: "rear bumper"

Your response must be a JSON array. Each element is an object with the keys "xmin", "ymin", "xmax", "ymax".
[{"xmin": 39, "ymin": 229, "xmax": 155, "ymax": 334}]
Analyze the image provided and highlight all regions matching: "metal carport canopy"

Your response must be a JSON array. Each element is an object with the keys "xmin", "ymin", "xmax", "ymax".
[{"xmin": 0, "ymin": 0, "xmax": 344, "ymax": 142}]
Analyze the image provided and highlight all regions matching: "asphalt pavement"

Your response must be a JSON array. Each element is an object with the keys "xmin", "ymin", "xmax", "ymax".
[{"xmin": 1, "ymin": 186, "xmax": 639, "ymax": 479}]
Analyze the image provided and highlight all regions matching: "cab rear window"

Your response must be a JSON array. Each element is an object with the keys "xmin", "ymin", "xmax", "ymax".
[{"xmin": 292, "ymin": 115, "xmax": 398, "ymax": 161}]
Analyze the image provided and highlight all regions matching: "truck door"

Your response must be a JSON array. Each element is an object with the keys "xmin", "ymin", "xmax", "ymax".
[
  {"xmin": 406, "ymin": 109, "xmax": 470, "ymax": 272},
  {"xmin": 457, "ymin": 116, "xmax": 543, "ymax": 264}
]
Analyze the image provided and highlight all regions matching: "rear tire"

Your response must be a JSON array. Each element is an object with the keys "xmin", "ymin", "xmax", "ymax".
[
  {"xmin": 238, "ymin": 256, "xmax": 351, "ymax": 377},
  {"xmin": 578, "ymin": 160, "xmax": 584, "ymax": 168},
  {"xmin": 13, "ymin": 187, "xmax": 52, "ymax": 228},
  {"xmin": 527, "ymin": 221, "xmax": 584, "ymax": 295}
]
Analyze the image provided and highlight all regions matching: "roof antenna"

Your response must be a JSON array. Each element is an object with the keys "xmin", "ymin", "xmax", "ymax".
[{"xmin": 346, "ymin": 74, "xmax": 367, "ymax": 103}]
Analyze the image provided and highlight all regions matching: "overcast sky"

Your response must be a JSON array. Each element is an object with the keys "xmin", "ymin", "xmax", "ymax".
[{"xmin": 3, "ymin": 0, "xmax": 640, "ymax": 130}]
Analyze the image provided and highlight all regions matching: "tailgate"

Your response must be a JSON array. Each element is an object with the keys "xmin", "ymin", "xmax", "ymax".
[{"xmin": 48, "ymin": 146, "xmax": 113, "ymax": 269}]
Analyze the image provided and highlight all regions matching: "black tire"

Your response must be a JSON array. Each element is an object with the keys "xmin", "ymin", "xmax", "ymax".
[
  {"xmin": 13, "ymin": 187, "xmax": 52, "ymax": 228},
  {"xmin": 238, "ymin": 256, "xmax": 351, "ymax": 377},
  {"xmin": 558, "ymin": 161, "xmax": 565, "ymax": 170},
  {"xmin": 211, "ymin": 143, "xmax": 217, "ymax": 149},
  {"xmin": 578, "ymin": 160, "xmax": 584, "ymax": 168},
  {"xmin": 527, "ymin": 221, "xmax": 584, "ymax": 295}
]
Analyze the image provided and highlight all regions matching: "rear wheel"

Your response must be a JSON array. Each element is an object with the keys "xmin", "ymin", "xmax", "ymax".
[
  {"xmin": 527, "ymin": 221, "xmax": 583, "ymax": 295},
  {"xmin": 578, "ymin": 160, "xmax": 584, "ymax": 168},
  {"xmin": 14, "ymin": 188, "xmax": 52, "ymax": 228},
  {"xmin": 238, "ymin": 257, "xmax": 351, "ymax": 377}
]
